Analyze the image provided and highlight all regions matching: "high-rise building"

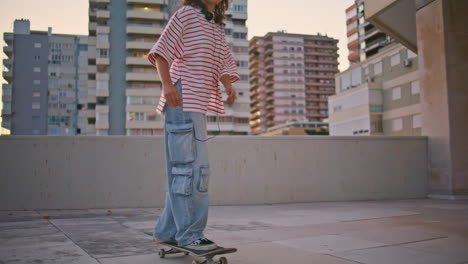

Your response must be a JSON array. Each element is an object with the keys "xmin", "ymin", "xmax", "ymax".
[
  {"xmin": 87, "ymin": 0, "xmax": 249, "ymax": 136},
  {"xmin": 1, "ymin": 19, "xmax": 88, "ymax": 135},
  {"xmin": 328, "ymin": 43, "xmax": 420, "ymax": 136},
  {"xmin": 345, "ymin": 0, "xmax": 394, "ymax": 65},
  {"xmin": 249, "ymin": 32, "xmax": 339, "ymax": 135},
  {"xmin": 88, "ymin": 0, "xmax": 168, "ymax": 136}
]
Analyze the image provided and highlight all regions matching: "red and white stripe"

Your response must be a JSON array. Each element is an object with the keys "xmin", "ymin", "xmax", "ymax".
[{"xmin": 147, "ymin": 5, "xmax": 240, "ymax": 115}]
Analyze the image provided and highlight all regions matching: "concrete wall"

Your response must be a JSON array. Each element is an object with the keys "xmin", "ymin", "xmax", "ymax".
[{"xmin": 0, "ymin": 136, "xmax": 428, "ymax": 210}]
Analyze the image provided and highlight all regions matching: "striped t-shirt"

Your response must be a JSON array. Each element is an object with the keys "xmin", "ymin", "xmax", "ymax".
[{"xmin": 147, "ymin": 5, "xmax": 240, "ymax": 115}]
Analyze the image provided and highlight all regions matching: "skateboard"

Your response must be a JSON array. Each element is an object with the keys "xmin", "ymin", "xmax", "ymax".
[{"xmin": 157, "ymin": 241, "xmax": 236, "ymax": 264}]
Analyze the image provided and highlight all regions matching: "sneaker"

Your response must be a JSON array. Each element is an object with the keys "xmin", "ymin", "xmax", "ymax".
[
  {"xmin": 153, "ymin": 237, "xmax": 177, "ymax": 244},
  {"xmin": 184, "ymin": 238, "xmax": 218, "ymax": 251}
]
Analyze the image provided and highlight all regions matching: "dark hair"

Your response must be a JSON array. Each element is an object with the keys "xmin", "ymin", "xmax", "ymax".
[{"xmin": 183, "ymin": 0, "xmax": 230, "ymax": 25}]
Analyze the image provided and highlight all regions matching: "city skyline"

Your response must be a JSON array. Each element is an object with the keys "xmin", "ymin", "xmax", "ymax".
[
  {"xmin": 0, "ymin": 0, "xmax": 354, "ymax": 133},
  {"xmin": 0, "ymin": 0, "xmax": 354, "ymax": 71}
]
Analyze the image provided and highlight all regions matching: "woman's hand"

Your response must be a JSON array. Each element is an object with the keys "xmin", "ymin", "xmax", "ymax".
[
  {"xmin": 163, "ymin": 83, "xmax": 182, "ymax": 107},
  {"xmin": 226, "ymin": 86, "xmax": 237, "ymax": 105}
]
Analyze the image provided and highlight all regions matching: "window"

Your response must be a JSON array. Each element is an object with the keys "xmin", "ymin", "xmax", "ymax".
[
  {"xmin": 34, "ymin": 43, "xmax": 42, "ymax": 48},
  {"xmin": 392, "ymin": 118, "xmax": 403, "ymax": 131},
  {"xmin": 34, "ymin": 55, "xmax": 41, "ymax": 61},
  {"xmin": 32, "ymin": 129, "xmax": 41, "ymax": 134},
  {"xmin": 411, "ymin": 80, "xmax": 420, "ymax": 95},
  {"xmin": 33, "ymin": 67, "xmax": 41, "ymax": 73},
  {"xmin": 374, "ymin": 61, "xmax": 382, "ymax": 75},
  {"xmin": 32, "ymin": 116, "xmax": 40, "ymax": 120},
  {"xmin": 32, "ymin": 91, "xmax": 40, "ymax": 97},
  {"xmin": 32, "ymin": 102, "xmax": 41, "ymax": 109},
  {"xmin": 390, "ymin": 53, "xmax": 401, "ymax": 67},
  {"xmin": 392, "ymin": 87, "xmax": 401, "ymax": 100},
  {"xmin": 370, "ymin": 105, "xmax": 383, "ymax": 112},
  {"xmin": 413, "ymin": 114, "xmax": 422, "ymax": 128},
  {"xmin": 33, "ymin": 80, "xmax": 41, "ymax": 85}
]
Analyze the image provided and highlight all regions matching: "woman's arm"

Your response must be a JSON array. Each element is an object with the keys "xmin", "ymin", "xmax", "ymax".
[
  {"xmin": 154, "ymin": 55, "xmax": 181, "ymax": 107},
  {"xmin": 220, "ymin": 75, "xmax": 236, "ymax": 105}
]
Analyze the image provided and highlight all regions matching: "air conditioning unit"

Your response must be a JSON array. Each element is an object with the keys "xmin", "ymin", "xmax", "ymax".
[
  {"xmin": 366, "ymin": 76, "xmax": 374, "ymax": 83},
  {"xmin": 403, "ymin": 59, "xmax": 412, "ymax": 67}
]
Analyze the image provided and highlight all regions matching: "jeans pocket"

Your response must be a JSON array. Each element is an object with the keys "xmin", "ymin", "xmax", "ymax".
[
  {"xmin": 197, "ymin": 166, "xmax": 209, "ymax": 192},
  {"xmin": 166, "ymin": 121, "xmax": 196, "ymax": 163},
  {"xmin": 171, "ymin": 164, "xmax": 193, "ymax": 196}
]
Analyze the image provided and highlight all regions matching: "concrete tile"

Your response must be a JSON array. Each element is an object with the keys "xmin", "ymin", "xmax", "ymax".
[
  {"xmin": 424, "ymin": 204, "xmax": 468, "ymax": 210},
  {"xmin": 402, "ymin": 236, "xmax": 468, "ymax": 261},
  {"xmin": 256, "ymin": 215, "xmax": 339, "ymax": 227},
  {"xmin": 98, "ymin": 253, "xmax": 191, "ymax": 264},
  {"xmin": 0, "ymin": 211, "xmax": 42, "ymax": 222},
  {"xmin": 229, "ymin": 241, "xmax": 359, "ymax": 264},
  {"xmin": 0, "ymin": 220, "xmax": 52, "ymax": 238},
  {"xmin": 51, "ymin": 217, "xmax": 158, "ymax": 258},
  {"xmin": 120, "ymin": 220, "xmax": 156, "ymax": 230},
  {"xmin": 342, "ymin": 225, "xmax": 447, "ymax": 245},
  {"xmin": 333, "ymin": 245, "xmax": 464, "ymax": 264},
  {"xmin": 273, "ymin": 235, "xmax": 387, "ymax": 254},
  {"xmin": 0, "ymin": 234, "xmax": 99, "ymax": 264}
]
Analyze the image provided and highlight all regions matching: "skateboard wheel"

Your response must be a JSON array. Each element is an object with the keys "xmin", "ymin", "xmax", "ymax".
[
  {"xmin": 219, "ymin": 257, "xmax": 228, "ymax": 264},
  {"xmin": 184, "ymin": 252, "xmax": 189, "ymax": 256},
  {"xmin": 159, "ymin": 249, "xmax": 166, "ymax": 258}
]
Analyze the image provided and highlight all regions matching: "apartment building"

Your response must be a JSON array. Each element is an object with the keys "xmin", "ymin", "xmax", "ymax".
[
  {"xmin": 87, "ymin": 0, "xmax": 249, "ymax": 136},
  {"xmin": 2, "ymin": 19, "xmax": 88, "ymax": 135},
  {"xmin": 328, "ymin": 43, "xmax": 420, "ymax": 136},
  {"xmin": 88, "ymin": 0, "xmax": 167, "ymax": 136},
  {"xmin": 249, "ymin": 32, "xmax": 339, "ymax": 135},
  {"xmin": 345, "ymin": 0, "xmax": 393, "ymax": 65}
]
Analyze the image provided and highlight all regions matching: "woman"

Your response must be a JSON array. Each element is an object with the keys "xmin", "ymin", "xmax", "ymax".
[{"xmin": 147, "ymin": 0, "xmax": 239, "ymax": 251}]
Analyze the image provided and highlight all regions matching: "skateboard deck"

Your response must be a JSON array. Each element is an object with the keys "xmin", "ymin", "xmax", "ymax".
[{"xmin": 145, "ymin": 232, "xmax": 236, "ymax": 264}]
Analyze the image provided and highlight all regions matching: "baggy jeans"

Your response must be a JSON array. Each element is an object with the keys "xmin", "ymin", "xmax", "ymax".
[{"xmin": 153, "ymin": 78, "xmax": 210, "ymax": 247}]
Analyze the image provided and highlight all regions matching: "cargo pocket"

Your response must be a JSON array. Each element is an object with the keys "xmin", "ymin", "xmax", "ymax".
[
  {"xmin": 197, "ymin": 166, "xmax": 210, "ymax": 193},
  {"xmin": 171, "ymin": 165, "xmax": 193, "ymax": 196},
  {"xmin": 166, "ymin": 121, "xmax": 196, "ymax": 164}
]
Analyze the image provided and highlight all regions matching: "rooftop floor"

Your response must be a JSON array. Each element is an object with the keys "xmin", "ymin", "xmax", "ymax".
[{"xmin": 1, "ymin": 199, "xmax": 468, "ymax": 264}]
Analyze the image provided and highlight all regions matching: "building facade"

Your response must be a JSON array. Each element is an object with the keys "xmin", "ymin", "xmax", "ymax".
[
  {"xmin": 328, "ymin": 43, "xmax": 420, "ymax": 136},
  {"xmin": 249, "ymin": 32, "xmax": 339, "ymax": 135},
  {"xmin": 345, "ymin": 0, "xmax": 394, "ymax": 65},
  {"xmin": 2, "ymin": 19, "xmax": 88, "ymax": 135},
  {"xmin": 87, "ymin": 0, "xmax": 249, "ymax": 136}
]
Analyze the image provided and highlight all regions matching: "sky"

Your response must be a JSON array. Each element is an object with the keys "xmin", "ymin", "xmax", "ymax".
[{"xmin": 0, "ymin": 0, "xmax": 354, "ymax": 130}]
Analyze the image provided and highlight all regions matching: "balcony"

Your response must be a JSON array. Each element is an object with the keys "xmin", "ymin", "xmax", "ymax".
[
  {"xmin": 3, "ymin": 46, "xmax": 13, "ymax": 56},
  {"xmin": 95, "ymin": 120, "xmax": 109, "ymax": 129},
  {"xmin": 127, "ymin": 10, "xmax": 168, "ymax": 20},
  {"xmin": 3, "ymin": 70, "xmax": 13, "ymax": 82},
  {"xmin": 126, "ymin": 72, "xmax": 159, "ymax": 82},
  {"xmin": 96, "ymin": 10, "xmax": 110, "ymax": 19},
  {"xmin": 127, "ymin": 24, "xmax": 164, "ymax": 35},
  {"xmin": 96, "ymin": 25, "xmax": 110, "ymax": 34},
  {"xmin": 126, "ymin": 57, "xmax": 152, "ymax": 66},
  {"xmin": 96, "ymin": 104, "xmax": 109, "ymax": 113},
  {"xmin": 96, "ymin": 87, "xmax": 109, "ymax": 97},
  {"xmin": 126, "ymin": 40, "xmax": 155, "ymax": 50},
  {"xmin": 96, "ymin": 57, "xmax": 109, "ymax": 65},
  {"xmin": 3, "ymin": 33, "xmax": 13, "ymax": 44},
  {"xmin": 89, "ymin": 22, "xmax": 97, "ymax": 32},
  {"xmin": 127, "ymin": 0, "xmax": 167, "ymax": 4}
]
